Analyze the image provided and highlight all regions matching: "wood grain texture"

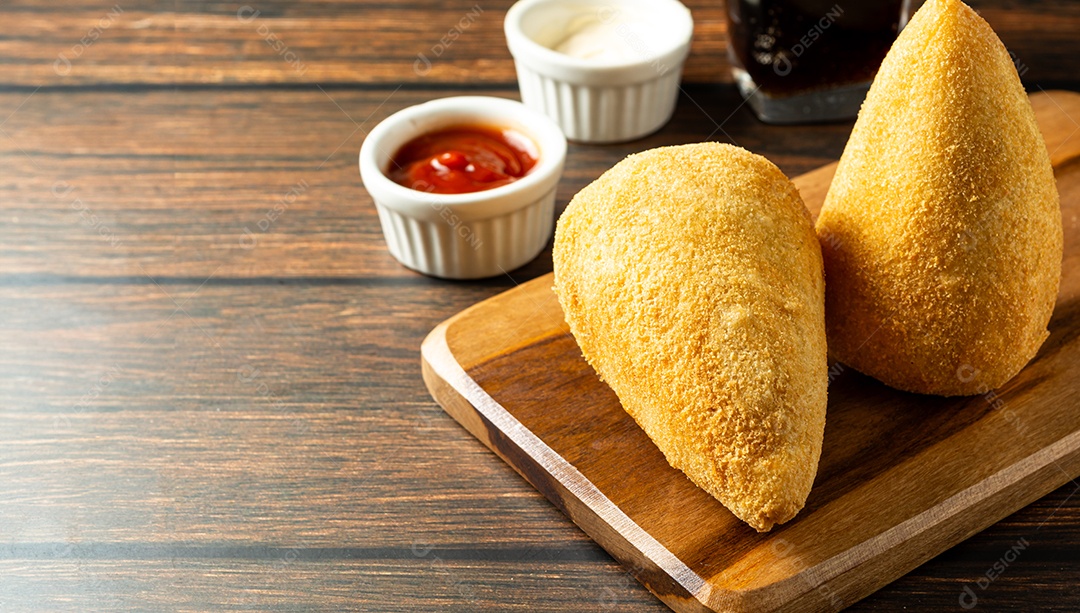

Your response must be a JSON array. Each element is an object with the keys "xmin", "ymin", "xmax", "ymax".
[
  {"xmin": 0, "ymin": 0, "xmax": 1077, "ymax": 86},
  {"xmin": 0, "ymin": 84, "xmax": 859, "ymax": 612},
  {"xmin": 0, "ymin": 86, "xmax": 851, "ymax": 279},
  {"xmin": 2, "ymin": 1, "xmax": 1080, "ymax": 608},
  {"xmin": 422, "ymin": 91, "xmax": 1080, "ymax": 611}
]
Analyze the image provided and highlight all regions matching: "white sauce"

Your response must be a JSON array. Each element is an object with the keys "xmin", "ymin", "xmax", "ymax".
[{"xmin": 552, "ymin": 14, "xmax": 649, "ymax": 62}]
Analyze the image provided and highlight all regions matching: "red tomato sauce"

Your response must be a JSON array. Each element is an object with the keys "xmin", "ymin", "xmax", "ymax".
[{"xmin": 387, "ymin": 125, "xmax": 538, "ymax": 194}]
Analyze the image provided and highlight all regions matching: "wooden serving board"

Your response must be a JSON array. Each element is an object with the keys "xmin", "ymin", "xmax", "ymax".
[{"xmin": 421, "ymin": 90, "xmax": 1080, "ymax": 612}]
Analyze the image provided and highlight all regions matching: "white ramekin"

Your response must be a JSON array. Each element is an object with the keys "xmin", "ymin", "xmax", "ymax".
[
  {"xmin": 504, "ymin": 0, "xmax": 693, "ymax": 143},
  {"xmin": 359, "ymin": 96, "xmax": 567, "ymax": 280}
]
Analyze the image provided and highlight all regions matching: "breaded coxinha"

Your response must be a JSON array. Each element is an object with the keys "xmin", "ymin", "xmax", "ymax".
[
  {"xmin": 553, "ymin": 143, "xmax": 827, "ymax": 532},
  {"xmin": 815, "ymin": 0, "xmax": 1062, "ymax": 396}
]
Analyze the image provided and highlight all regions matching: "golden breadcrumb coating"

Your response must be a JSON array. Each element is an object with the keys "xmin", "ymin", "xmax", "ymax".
[
  {"xmin": 815, "ymin": 0, "xmax": 1062, "ymax": 396},
  {"xmin": 553, "ymin": 143, "xmax": 827, "ymax": 532}
]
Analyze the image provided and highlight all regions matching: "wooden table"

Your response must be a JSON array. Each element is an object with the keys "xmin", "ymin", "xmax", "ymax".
[{"xmin": 2, "ymin": 1, "xmax": 1078, "ymax": 610}]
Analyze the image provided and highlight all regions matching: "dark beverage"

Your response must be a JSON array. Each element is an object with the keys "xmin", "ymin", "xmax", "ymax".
[{"xmin": 726, "ymin": 0, "xmax": 907, "ymax": 123}]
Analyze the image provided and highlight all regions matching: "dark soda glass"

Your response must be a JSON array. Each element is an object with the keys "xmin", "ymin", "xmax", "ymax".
[{"xmin": 726, "ymin": 0, "xmax": 908, "ymax": 123}]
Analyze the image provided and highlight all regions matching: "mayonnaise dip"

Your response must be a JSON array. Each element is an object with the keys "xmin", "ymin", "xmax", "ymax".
[{"xmin": 551, "ymin": 12, "xmax": 650, "ymax": 62}]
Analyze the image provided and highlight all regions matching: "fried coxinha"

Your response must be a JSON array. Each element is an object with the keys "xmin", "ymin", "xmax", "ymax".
[
  {"xmin": 554, "ymin": 143, "xmax": 827, "ymax": 532},
  {"xmin": 816, "ymin": 0, "xmax": 1062, "ymax": 396},
  {"xmin": 551, "ymin": 0, "xmax": 1060, "ymax": 531}
]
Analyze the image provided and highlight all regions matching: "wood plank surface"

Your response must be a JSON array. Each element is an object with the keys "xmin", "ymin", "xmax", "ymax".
[
  {"xmin": 2, "ymin": 0, "xmax": 1080, "ymax": 609},
  {"xmin": 0, "ymin": 86, "xmax": 853, "ymax": 278},
  {"xmin": 0, "ymin": 0, "xmax": 1077, "ymax": 86}
]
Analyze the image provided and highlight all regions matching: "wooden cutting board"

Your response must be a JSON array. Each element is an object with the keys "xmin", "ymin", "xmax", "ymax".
[{"xmin": 421, "ymin": 90, "xmax": 1080, "ymax": 612}]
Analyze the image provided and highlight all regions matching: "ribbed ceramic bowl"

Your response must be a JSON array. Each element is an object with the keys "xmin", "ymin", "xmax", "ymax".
[
  {"xmin": 504, "ymin": 0, "xmax": 693, "ymax": 143},
  {"xmin": 359, "ymin": 96, "xmax": 566, "ymax": 280}
]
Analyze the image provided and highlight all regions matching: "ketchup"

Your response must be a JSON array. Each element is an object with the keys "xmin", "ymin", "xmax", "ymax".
[{"xmin": 387, "ymin": 125, "xmax": 538, "ymax": 194}]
